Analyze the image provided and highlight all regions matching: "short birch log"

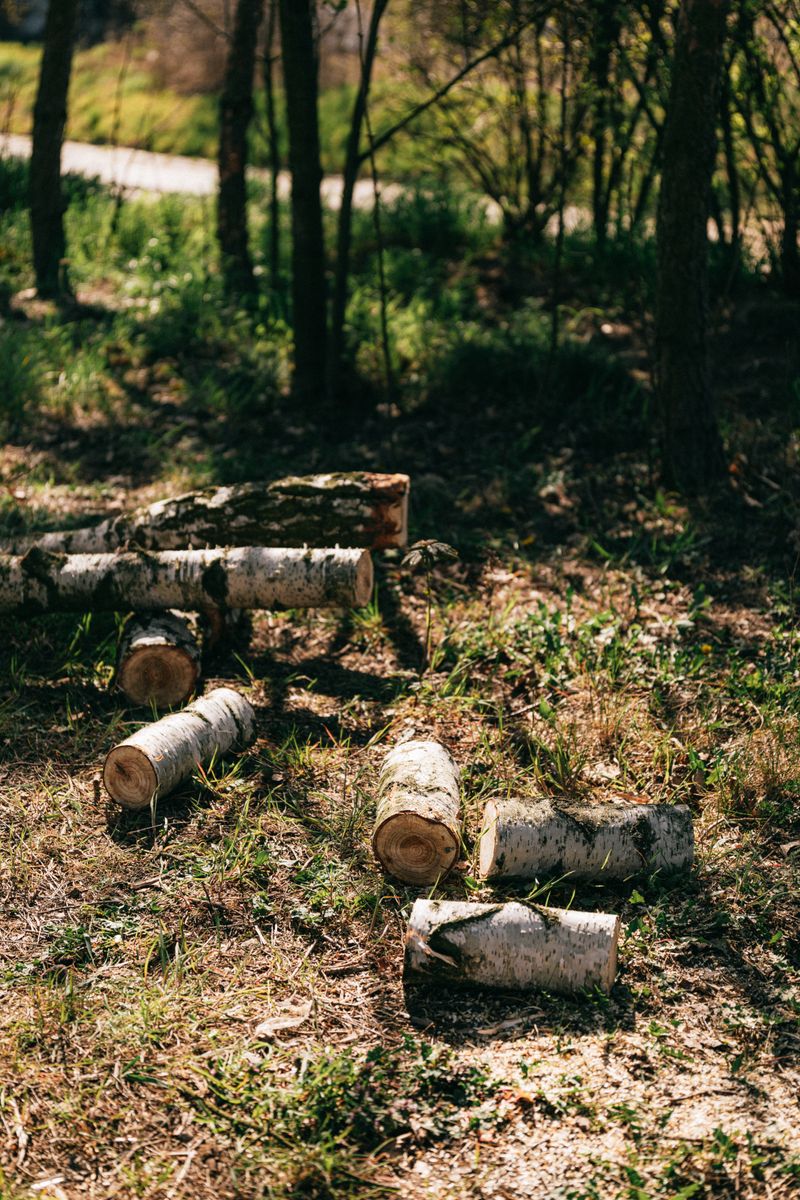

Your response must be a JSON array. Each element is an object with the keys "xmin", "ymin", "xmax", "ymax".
[
  {"xmin": 116, "ymin": 612, "xmax": 202, "ymax": 708},
  {"xmin": 0, "ymin": 546, "xmax": 373, "ymax": 615},
  {"xmin": 373, "ymin": 740, "xmax": 461, "ymax": 885},
  {"xmin": 478, "ymin": 797, "xmax": 694, "ymax": 881},
  {"xmin": 5, "ymin": 472, "xmax": 410, "ymax": 554},
  {"xmin": 103, "ymin": 686, "xmax": 256, "ymax": 808},
  {"xmin": 115, "ymin": 608, "xmax": 249, "ymax": 708},
  {"xmin": 404, "ymin": 899, "xmax": 620, "ymax": 994}
]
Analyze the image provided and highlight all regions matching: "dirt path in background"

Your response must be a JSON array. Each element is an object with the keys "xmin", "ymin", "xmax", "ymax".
[{"xmin": 0, "ymin": 130, "xmax": 405, "ymax": 206}]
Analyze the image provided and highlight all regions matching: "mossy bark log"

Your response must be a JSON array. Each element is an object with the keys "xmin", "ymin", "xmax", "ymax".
[
  {"xmin": 405, "ymin": 899, "xmax": 620, "ymax": 994},
  {"xmin": 103, "ymin": 686, "xmax": 256, "ymax": 809},
  {"xmin": 0, "ymin": 546, "xmax": 373, "ymax": 615},
  {"xmin": 4, "ymin": 473, "xmax": 409, "ymax": 555},
  {"xmin": 373, "ymin": 740, "xmax": 461, "ymax": 885},
  {"xmin": 479, "ymin": 797, "xmax": 694, "ymax": 881}
]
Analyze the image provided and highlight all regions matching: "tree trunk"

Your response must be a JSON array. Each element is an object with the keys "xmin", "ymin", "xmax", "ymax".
[
  {"xmin": 404, "ymin": 900, "xmax": 620, "ymax": 995},
  {"xmin": 373, "ymin": 740, "xmax": 461, "ymax": 885},
  {"xmin": 3, "ymin": 472, "xmax": 410, "ymax": 555},
  {"xmin": 329, "ymin": 0, "xmax": 390, "ymax": 403},
  {"xmin": 479, "ymin": 798, "xmax": 694, "ymax": 881},
  {"xmin": 655, "ymin": 0, "xmax": 728, "ymax": 493},
  {"xmin": 278, "ymin": 0, "xmax": 327, "ymax": 403},
  {"xmin": 30, "ymin": 0, "xmax": 79, "ymax": 298},
  {"xmin": 217, "ymin": 0, "xmax": 264, "ymax": 296},
  {"xmin": 781, "ymin": 165, "xmax": 800, "ymax": 297},
  {"xmin": 0, "ymin": 546, "xmax": 373, "ymax": 615},
  {"xmin": 103, "ymin": 687, "xmax": 255, "ymax": 808},
  {"xmin": 590, "ymin": 0, "xmax": 620, "ymax": 249},
  {"xmin": 262, "ymin": 0, "xmax": 281, "ymax": 293}
]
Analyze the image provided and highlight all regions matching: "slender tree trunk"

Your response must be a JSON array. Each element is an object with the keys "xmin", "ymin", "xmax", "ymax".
[
  {"xmin": 278, "ymin": 0, "xmax": 327, "ymax": 403},
  {"xmin": 329, "ymin": 0, "xmax": 389, "ymax": 403},
  {"xmin": 262, "ymin": 0, "xmax": 281, "ymax": 294},
  {"xmin": 781, "ymin": 164, "xmax": 800, "ymax": 297},
  {"xmin": 720, "ymin": 63, "xmax": 740, "ymax": 256},
  {"xmin": 590, "ymin": 0, "xmax": 619, "ymax": 249},
  {"xmin": 30, "ymin": 0, "xmax": 79, "ymax": 299},
  {"xmin": 655, "ymin": 0, "xmax": 728, "ymax": 493},
  {"xmin": 218, "ymin": 0, "xmax": 264, "ymax": 297}
]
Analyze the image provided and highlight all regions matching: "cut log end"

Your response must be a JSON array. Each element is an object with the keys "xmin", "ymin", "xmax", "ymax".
[
  {"xmin": 372, "ymin": 812, "xmax": 460, "ymax": 886},
  {"xmin": 103, "ymin": 744, "xmax": 158, "ymax": 810},
  {"xmin": 354, "ymin": 549, "xmax": 374, "ymax": 607},
  {"xmin": 117, "ymin": 644, "xmax": 199, "ymax": 708}
]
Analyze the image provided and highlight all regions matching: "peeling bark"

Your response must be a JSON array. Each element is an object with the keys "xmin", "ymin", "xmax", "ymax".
[
  {"xmin": 5, "ymin": 473, "xmax": 409, "ymax": 555},
  {"xmin": 479, "ymin": 798, "xmax": 693, "ymax": 881},
  {"xmin": 0, "ymin": 546, "xmax": 373, "ymax": 615},
  {"xmin": 103, "ymin": 686, "xmax": 255, "ymax": 808},
  {"xmin": 373, "ymin": 740, "xmax": 461, "ymax": 885},
  {"xmin": 405, "ymin": 899, "xmax": 620, "ymax": 994}
]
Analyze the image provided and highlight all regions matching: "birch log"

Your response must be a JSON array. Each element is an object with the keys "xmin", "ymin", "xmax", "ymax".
[
  {"xmin": 103, "ymin": 686, "xmax": 255, "ymax": 808},
  {"xmin": 5, "ymin": 472, "xmax": 410, "ymax": 554},
  {"xmin": 373, "ymin": 740, "xmax": 461, "ymax": 885},
  {"xmin": 478, "ymin": 797, "xmax": 694, "ymax": 881},
  {"xmin": 116, "ymin": 612, "xmax": 202, "ymax": 708},
  {"xmin": 0, "ymin": 546, "xmax": 373, "ymax": 615},
  {"xmin": 115, "ymin": 608, "xmax": 249, "ymax": 708},
  {"xmin": 405, "ymin": 899, "xmax": 620, "ymax": 994}
]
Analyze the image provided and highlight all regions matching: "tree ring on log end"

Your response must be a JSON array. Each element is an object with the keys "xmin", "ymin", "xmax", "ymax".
[
  {"xmin": 117, "ymin": 645, "xmax": 199, "ymax": 708},
  {"xmin": 103, "ymin": 745, "xmax": 159, "ymax": 810},
  {"xmin": 373, "ymin": 812, "xmax": 459, "ymax": 886}
]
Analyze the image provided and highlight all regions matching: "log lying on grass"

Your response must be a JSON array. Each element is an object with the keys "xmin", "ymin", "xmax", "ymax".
[
  {"xmin": 103, "ymin": 686, "xmax": 255, "ymax": 808},
  {"xmin": 0, "ymin": 546, "xmax": 373, "ymax": 615},
  {"xmin": 405, "ymin": 899, "xmax": 620, "ymax": 994},
  {"xmin": 373, "ymin": 740, "xmax": 461, "ymax": 885},
  {"xmin": 115, "ymin": 608, "xmax": 248, "ymax": 708},
  {"xmin": 478, "ymin": 797, "xmax": 694, "ymax": 881},
  {"xmin": 116, "ymin": 612, "xmax": 202, "ymax": 708},
  {"xmin": 5, "ymin": 472, "xmax": 410, "ymax": 555}
]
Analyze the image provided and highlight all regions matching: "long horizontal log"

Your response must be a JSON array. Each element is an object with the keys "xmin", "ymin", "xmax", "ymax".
[
  {"xmin": 4, "ymin": 472, "xmax": 410, "ymax": 555},
  {"xmin": 405, "ymin": 899, "xmax": 620, "ymax": 994},
  {"xmin": 0, "ymin": 546, "xmax": 373, "ymax": 615},
  {"xmin": 103, "ymin": 686, "xmax": 255, "ymax": 808},
  {"xmin": 373, "ymin": 740, "xmax": 461, "ymax": 885},
  {"xmin": 478, "ymin": 797, "xmax": 694, "ymax": 881}
]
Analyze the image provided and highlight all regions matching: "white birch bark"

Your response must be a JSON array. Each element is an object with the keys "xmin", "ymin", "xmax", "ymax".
[
  {"xmin": 405, "ymin": 899, "xmax": 620, "ymax": 994},
  {"xmin": 0, "ymin": 546, "xmax": 373, "ymax": 614},
  {"xmin": 373, "ymin": 740, "xmax": 461, "ymax": 885},
  {"xmin": 479, "ymin": 797, "xmax": 694, "ymax": 881},
  {"xmin": 5, "ymin": 472, "xmax": 410, "ymax": 554},
  {"xmin": 103, "ymin": 686, "xmax": 256, "ymax": 808},
  {"xmin": 116, "ymin": 611, "xmax": 202, "ymax": 708},
  {"xmin": 115, "ymin": 608, "xmax": 249, "ymax": 709}
]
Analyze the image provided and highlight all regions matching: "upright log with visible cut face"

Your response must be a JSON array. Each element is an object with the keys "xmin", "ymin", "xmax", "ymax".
[
  {"xmin": 373, "ymin": 740, "xmax": 462, "ymax": 885},
  {"xmin": 478, "ymin": 797, "xmax": 694, "ymax": 881},
  {"xmin": 116, "ymin": 612, "xmax": 202, "ymax": 708},
  {"xmin": 405, "ymin": 900, "xmax": 620, "ymax": 994},
  {"xmin": 4, "ymin": 473, "xmax": 409, "ymax": 555},
  {"xmin": 115, "ymin": 609, "xmax": 249, "ymax": 709},
  {"xmin": 103, "ymin": 686, "xmax": 256, "ymax": 808},
  {"xmin": 0, "ymin": 546, "xmax": 373, "ymax": 616}
]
